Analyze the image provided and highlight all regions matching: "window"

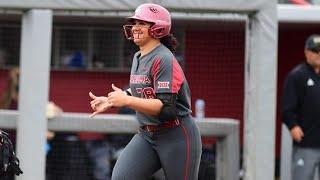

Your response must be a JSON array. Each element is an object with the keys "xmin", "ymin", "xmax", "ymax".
[
  {"xmin": 0, "ymin": 22, "xmax": 185, "ymax": 72},
  {"xmin": 51, "ymin": 26, "xmax": 136, "ymax": 71},
  {"xmin": 53, "ymin": 27, "xmax": 88, "ymax": 69},
  {"xmin": 0, "ymin": 25, "xmax": 20, "ymax": 67}
]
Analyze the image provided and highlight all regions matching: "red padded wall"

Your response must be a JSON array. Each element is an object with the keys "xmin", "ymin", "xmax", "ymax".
[
  {"xmin": 185, "ymin": 28, "xmax": 245, "ymax": 144},
  {"xmin": 48, "ymin": 70, "xmax": 129, "ymax": 114}
]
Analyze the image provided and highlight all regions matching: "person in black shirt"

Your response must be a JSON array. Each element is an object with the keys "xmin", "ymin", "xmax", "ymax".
[{"xmin": 282, "ymin": 34, "xmax": 320, "ymax": 180}]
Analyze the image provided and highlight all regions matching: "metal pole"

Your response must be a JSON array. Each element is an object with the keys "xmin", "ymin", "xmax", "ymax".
[
  {"xmin": 16, "ymin": 9, "xmax": 52, "ymax": 180},
  {"xmin": 243, "ymin": 1, "xmax": 278, "ymax": 179},
  {"xmin": 280, "ymin": 124, "xmax": 292, "ymax": 180}
]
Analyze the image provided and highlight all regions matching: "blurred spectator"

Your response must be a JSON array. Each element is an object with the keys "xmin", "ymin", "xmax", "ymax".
[
  {"xmin": 68, "ymin": 50, "xmax": 85, "ymax": 68},
  {"xmin": 45, "ymin": 101, "xmax": 62, "ymax": 153},
  {"xmin": 46, "ymin": 104, "xmax": 94, "ymax": 180},
  {"xmin": 198, "ymin": 144, "xmax": 216, "ymax": 180},
  {"xmin": 92, "ymin": 54, "xmax": 105, "ymax": 69},
  {"xmin": 60, "ymin": 50, "xmax": 85, "ymax": 69},
  {"xmin": 46, "ymin": 103, "xmax": 93, "ymax": 180},
  {"xmin": 77, "ymin": 133, "xmax": 113, "ymax": 180},
  {"xmin": 0, "ymin": 68, "xmax": 19, "ymax": 180},
  {"xmin": 46, "ymin": 132, "xmax": 92, "ymax": 180},
  {"xmin": 0, "ymin": 68, "xmax": 61, "ymax": 179},
  {"xmin": 0, "ymin": 68, "xmax": 89, "ymax": 180},
  {"xmin": 0, "ymin": 68, "xmax": 19, "ymax": 110}
]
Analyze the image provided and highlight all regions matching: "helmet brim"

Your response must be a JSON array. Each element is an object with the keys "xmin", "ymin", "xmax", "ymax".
[{"xmin": 126, "ymin": 15, "xmax": 154, "ymax": 25}]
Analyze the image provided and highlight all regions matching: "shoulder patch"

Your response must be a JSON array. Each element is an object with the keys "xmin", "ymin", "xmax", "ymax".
[{"xmin": 158, "ymin": 81, "xmax": 170, "ymax": 89}]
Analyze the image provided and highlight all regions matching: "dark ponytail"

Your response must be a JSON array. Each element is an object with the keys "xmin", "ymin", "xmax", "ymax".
[{"xmin": 160, "ymin": 34, "xmax": 179, "ymax": 53}]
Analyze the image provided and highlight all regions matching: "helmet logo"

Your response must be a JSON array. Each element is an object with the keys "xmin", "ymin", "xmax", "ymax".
[{"xmin": 149, "ymin": 6, "xmax": 158, "ymax": 13}]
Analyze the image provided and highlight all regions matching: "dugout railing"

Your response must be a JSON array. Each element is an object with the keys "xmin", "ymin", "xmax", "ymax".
[{"xmin": 0, "ymin": 109, "xmax": 239, "ymax": 180}]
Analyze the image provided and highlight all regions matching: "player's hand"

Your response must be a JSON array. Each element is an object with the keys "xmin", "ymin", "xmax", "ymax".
[
  {"xmin": 89, "ymin": 92, "xmax": 112, "ymax": 117},
  {"xmin": 107, "ymin": 84, "xmax": 130, "ymax": 107},
  {"xmin": 290, "ymin": 125, "xmax": 304, "ymax": 143}
]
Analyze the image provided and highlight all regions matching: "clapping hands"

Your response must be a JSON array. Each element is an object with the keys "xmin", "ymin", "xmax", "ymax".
[{"xmin": 89, "ymin": 84, "xmax": 129, "ymax": 117}]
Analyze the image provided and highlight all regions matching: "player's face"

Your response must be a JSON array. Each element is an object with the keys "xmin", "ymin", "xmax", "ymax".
[
  {"xmin": 305, "ymin": 49, "xmax": 320, "ymax": 68},
  {"xmin": 131, "ymin": 20, "xmax": 153, "ymax": 46}
]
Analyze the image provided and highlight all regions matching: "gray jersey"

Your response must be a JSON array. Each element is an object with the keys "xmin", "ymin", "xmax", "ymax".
[{"xmin": 129, "ymin": 44, "xmax": 192, "ymax": 126}]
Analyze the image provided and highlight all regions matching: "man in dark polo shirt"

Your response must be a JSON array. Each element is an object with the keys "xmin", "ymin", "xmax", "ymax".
[{"xmin": 282, "ymin": 34, "xmax": 320, "ymax": 180}]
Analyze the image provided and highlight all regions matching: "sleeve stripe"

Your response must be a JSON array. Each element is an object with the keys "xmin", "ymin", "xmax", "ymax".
[{"xmin": 172, "ymin": 58, "xmax": 184, "ymax": 93}]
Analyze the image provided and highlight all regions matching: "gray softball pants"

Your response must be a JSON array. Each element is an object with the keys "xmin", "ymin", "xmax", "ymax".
[
  {"xmin": 111, "ymin": 116, "xmax": 202, "ymax": 180},
  {"xmin": 292, "ymin": 146, "xmax": 320, "ymax": 180}
]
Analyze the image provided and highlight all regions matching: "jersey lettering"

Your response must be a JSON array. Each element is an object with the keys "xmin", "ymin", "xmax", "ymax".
[
  {"xmin": 130, "ymin": 75, "xmax": 151, "ymax": 84},
  {"xmin": 136, "ymin": 88, "xmax": 143, "ymax": 94},
  {"xmin": 142, "ymin": 87, "xmax": 156, "ymax": 99},
  {"xmin": 135, "ymin": 87, "xmax": 156, "ymax": 99}
]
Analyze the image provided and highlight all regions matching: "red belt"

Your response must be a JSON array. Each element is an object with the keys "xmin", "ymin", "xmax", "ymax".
[{"xmin": 141, "ymin": 119, "xmax": 181, "ymax": 132}]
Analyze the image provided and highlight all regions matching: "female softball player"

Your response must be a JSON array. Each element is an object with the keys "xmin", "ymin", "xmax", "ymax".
[{"xmin": 89, "ymin": 3, "xmax": 202, "ymax": 180}]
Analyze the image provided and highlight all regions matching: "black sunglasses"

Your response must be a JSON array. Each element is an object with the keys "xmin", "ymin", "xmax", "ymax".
[{"xmin": 309, "ymin": 48, "xmax": 320, "ymax": 54}]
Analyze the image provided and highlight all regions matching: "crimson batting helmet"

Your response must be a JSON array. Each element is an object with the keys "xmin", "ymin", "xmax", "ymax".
[{"xmin": 123, "ymin": 3, "xmax": 171, "ymax": 39}]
